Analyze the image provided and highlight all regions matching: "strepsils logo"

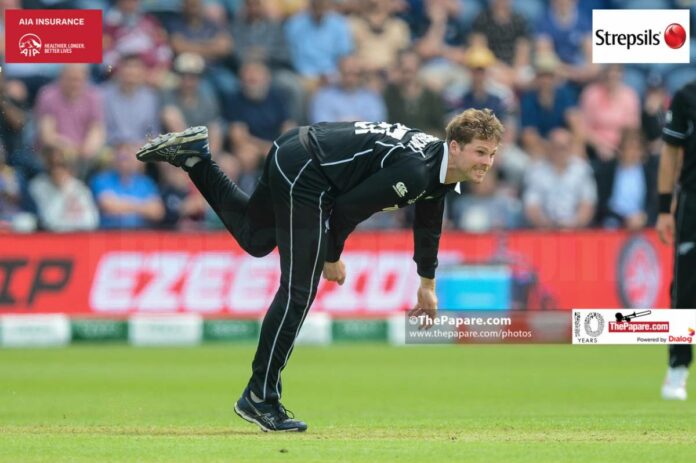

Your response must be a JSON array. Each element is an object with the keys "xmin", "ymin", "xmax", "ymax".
[{"xmin": 592, "ymin": 9, "xmax": 690, "ymax": 63}]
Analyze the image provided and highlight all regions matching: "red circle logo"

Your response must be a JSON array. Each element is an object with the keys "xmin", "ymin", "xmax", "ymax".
[{"xmin": 664, "ymin": 23, "xmax": 687, "ymax": 49}]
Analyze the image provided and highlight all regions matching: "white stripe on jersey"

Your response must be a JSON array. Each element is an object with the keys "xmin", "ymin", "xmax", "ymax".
[{"xmin": 320, "ymin": 148, "xmax": 373, "ymax": 166}]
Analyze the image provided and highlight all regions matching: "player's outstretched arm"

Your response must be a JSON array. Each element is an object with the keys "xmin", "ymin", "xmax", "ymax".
[{"xmin": 412, "ymin": 195, "xmax": 445, "ymax": 279}]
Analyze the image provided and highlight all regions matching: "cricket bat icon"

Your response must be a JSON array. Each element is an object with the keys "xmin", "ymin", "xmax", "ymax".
[{"xmin": 615, "ymin": 310, "xmax": 651, "ymax": 322}]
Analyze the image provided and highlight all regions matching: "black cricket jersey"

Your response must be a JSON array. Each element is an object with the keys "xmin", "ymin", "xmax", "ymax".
[
  {"xmin": 301, "ymin": 121, "xmax": 460, "ymax": 279},
  {"xmin": 663, "ymin": 80, "xmax": 696, "ymax": 190}
]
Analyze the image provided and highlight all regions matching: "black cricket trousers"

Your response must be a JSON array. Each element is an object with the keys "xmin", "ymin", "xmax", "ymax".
[
  {"xmin": 188, "ymin": 128, "xmax": 334, "ymax": 401},
  {"xmin": 670, "ymin": 189, "xmax": 696, "ymax": 368}
]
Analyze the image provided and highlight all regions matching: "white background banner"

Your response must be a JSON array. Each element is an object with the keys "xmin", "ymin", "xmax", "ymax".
[
  {"xmin": 573, "ymin": 309, "xmax": 695, "ymax": 344},
  {"xmin": 592, "ymin": 9, "xmax": 690, "ymax": 63}
]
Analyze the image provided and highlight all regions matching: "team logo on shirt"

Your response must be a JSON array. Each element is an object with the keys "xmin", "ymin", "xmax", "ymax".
[{"xmin": 392, "ymin": 182, "xmax": 408, "ymax": 198}]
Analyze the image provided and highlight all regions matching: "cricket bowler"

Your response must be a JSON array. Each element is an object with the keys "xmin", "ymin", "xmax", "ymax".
[{"xmin": 136, "ymin": 108, "xmax": 504, "ymax": 432}]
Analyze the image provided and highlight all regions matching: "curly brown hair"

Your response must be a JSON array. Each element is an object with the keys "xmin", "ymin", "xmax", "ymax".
[{"xmin": 445, "ymin": 108, "xmax": 504, "ymax": 145}]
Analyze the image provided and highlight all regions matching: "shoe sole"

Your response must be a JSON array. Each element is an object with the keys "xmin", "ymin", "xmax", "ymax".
[
  {"xmin": 136, "ymin": 126, "xmax": 208, "ymax": 161},
  {"xmin": 233, "ymin": 402, "xmax": 306, "ymax": 433}
]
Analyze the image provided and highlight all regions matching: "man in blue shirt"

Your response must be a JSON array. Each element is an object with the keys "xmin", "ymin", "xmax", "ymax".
[
  {"xmin": 224, "ymin": 60, "xmax": 293, "ymax": 143},
  {"xmin": 284, "ymin": 0, "xmax": 354, "ymax": 81},
  {"xmin": 534, "ymin": 0, "xmax": 598, "ymax": 88},
  {"xmin": 519, "ymin": 53, "xmax": 580, "ymax": 156},
  {"xmin": 91, "ymin": 142, "xmax": 164, "ymax": 229},
  {"xmin": 309, "ymin": 55, "xmax": 386, "ymax": 123},
  {"xmin": 224, "ymin": 59, "xmax": 296, "ymax": 192}
]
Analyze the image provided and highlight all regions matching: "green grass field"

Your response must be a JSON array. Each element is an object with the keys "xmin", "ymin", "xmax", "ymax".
[{"xmin": 1, "ymin": 344, "xmax": 694, "ymax": 462}]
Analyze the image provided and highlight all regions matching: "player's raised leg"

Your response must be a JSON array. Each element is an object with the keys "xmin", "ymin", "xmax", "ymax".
[{"xmin": 136, "ymin": 126, "xmax": 276, "ymax": 257}]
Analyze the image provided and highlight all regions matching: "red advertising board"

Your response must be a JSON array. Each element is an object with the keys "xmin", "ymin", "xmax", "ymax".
[
  {"xmin": 0, "ymin": 230, "xmax": 672, "ymax": 317},
  {"xmin": 4, "ymin": 9, "xmax": 102, "ymax": 63}
]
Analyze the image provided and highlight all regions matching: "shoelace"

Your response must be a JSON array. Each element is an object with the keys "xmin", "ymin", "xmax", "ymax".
[{"xmin": 276, "ymin": 403, "xmax": 295, "ymax": 421}]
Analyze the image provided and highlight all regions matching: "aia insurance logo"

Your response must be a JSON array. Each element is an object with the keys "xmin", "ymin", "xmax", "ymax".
[
  {"xmin": 592, "ymin": 9, "xmax": 690, "ymax": 63},
  {"xmin": 18, "ymin": 33, "xmax": 42, "ymax": 58}
]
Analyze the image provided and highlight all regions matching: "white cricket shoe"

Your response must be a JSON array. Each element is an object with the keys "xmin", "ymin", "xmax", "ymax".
[{"xmin": 661, "ymin": 366, "xmax": 688, "ymax": 400}]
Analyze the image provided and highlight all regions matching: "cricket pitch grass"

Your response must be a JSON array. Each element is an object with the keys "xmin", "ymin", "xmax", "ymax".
[{"xmin": 1, "ymin": 344, "xmax": 694, "ymax": 462}]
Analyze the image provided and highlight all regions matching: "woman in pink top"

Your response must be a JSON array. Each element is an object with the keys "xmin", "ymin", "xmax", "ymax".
[{"xmin": 580, "ymin": 64, "xmax": 640, "ymax": 161}]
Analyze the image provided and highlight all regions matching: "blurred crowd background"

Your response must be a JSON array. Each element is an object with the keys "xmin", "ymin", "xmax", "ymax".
[{"xmin": 1, "ymin": 0, "xmax": 695, "ymax": 234}]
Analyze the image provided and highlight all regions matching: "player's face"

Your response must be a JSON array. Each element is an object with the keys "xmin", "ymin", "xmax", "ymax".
[{"xmin": 452, "ymin": 138, "xmax": 498, "ymax": 183}]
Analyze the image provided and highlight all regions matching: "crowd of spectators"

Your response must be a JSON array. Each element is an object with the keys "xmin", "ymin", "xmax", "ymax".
[{"xmin": 1, "ymin": 0, "xmax": 695, "ymax": 233}]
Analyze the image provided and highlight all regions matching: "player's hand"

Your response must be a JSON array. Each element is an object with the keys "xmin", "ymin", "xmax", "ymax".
[
  {"xmin": 322, "ymin": 260, "xmax": 346, "ymax": 285},
  {"xmin": 656, "ymin": 213, "xmax": 675, "ymax": 245},
  {"xmin": 408, "ymin": 284, "xmax": 438, "ymax": 330}
]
